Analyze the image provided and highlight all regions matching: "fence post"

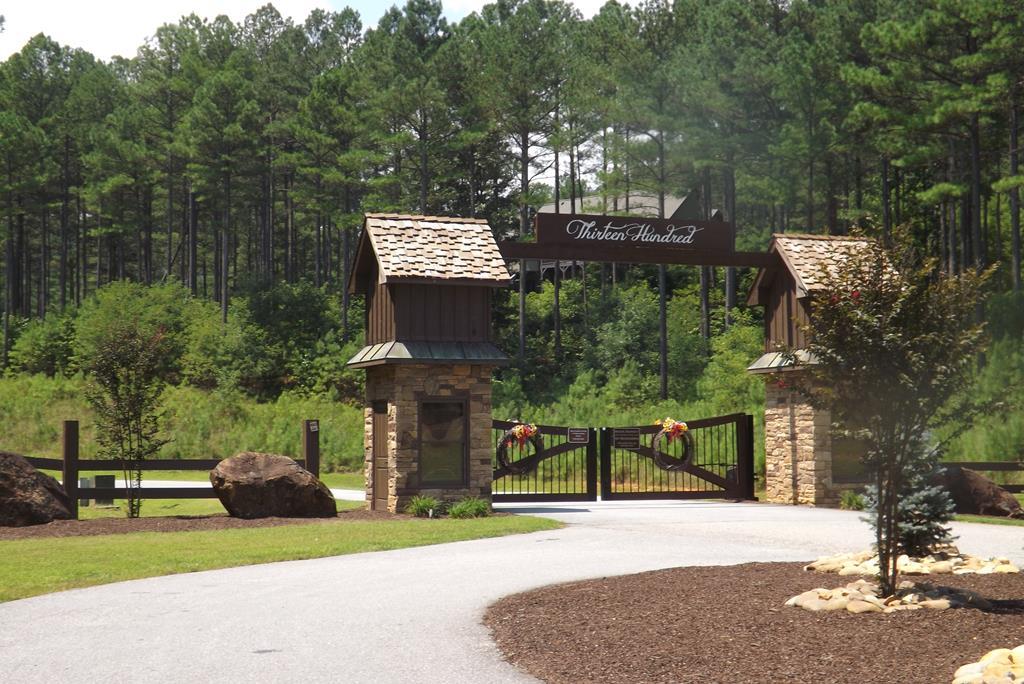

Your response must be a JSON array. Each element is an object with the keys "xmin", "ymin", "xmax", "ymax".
[
  {"xmin": 736, "ymin": 414, "xmax": 756, "ymax": 500},
  {"xmin": 303, "ymin": 419, "xmax": 320, "ymax": 478},
  {"xmin": 62, "ymin": 420, "xmax": 80, "ymax": 520},
  {"xmin": 586, "ymin": 428, "xmax": 598, "ymax": 501},
  {"xmin": 599, "ymin": 427, "xmax": 612, "ymax": 501}
]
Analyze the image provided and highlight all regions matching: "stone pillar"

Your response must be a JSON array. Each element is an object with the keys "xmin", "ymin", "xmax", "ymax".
[
  {"xmin": 364, "ymin": 363, "xmax": 495, "ymax": 513},
  {"xmin": 763, "ymin": 378, "xmax": 836, "ymax": 506}
]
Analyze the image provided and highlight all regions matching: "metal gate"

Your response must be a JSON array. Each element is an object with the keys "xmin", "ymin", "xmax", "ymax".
[
  {"xmin": 491, "ymin": 414, "xmax": 754, "ymax": 502},
  {"xmin": 491, "ymin": 420, "xmax": 597, "ymax": 502},
  {"xmin": 600, "ymin": 413, "xmax": 754, "ymax": 500}
]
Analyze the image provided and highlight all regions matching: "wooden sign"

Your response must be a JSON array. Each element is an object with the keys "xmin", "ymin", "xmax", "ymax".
[
  {"xmin": 612, "ymin": 428, "xmax": 641, "ymax": 450},
  {"xmin": 535, "ymin": 213, "xmax": 734, "ymax": 253},
  {"xmin": 567, "ymin": 428, "xmax": 589, "ymax": 445}
]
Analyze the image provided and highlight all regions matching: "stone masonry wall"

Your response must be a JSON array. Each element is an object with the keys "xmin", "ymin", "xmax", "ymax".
[
  {"xmin": 763, "ymin": 379, "xmax": 837, "ymax": 506},
  {"xmin": 364, "ymin": 363, "xmax": 495, "ymax": 513}
]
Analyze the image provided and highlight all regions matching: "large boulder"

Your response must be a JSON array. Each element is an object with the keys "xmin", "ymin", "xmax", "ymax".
[
  {"xmin": 0, "ymin": 452, "xmax": 73, "ymax": 526},
  {"xmin": 210, "ymin": 452, "xmax": 336, "ymax": 519},
  {"xmin": 933, "ymin": 466, "xmax": 1024, "ymax": 519}
]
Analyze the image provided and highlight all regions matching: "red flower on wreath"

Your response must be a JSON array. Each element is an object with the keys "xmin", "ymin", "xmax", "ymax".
[
  {"xmin": 851, "ymin": 290, "xmax": 861, "ymax": 301},
  {"xmin": 507, "ymin": 423, "xmax": 538, "ymax": 447},
  {"xmin": 654, "ymin": 417, "xmax": 689, "ymax": 443}
]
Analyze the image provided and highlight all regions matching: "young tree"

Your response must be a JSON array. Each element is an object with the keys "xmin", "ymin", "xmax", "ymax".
[
  {"xmin": 83, "ymin": 323, "xmax": 168, "ymax": 518},
  {"xmin": 787, "ymin": 237, "xmax": 992, "ymax": 595}
]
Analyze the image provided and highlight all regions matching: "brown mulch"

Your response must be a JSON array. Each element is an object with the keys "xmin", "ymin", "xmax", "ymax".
[
  {"xmin": 0, "ymin": 507, "xmax": 405, "ymax": 540},
  {"xmin": 485, "ymin": 562, "xmax": 1024, "ymax": 684}
]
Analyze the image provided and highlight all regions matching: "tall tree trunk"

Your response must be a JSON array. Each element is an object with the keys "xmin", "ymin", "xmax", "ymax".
[
  {"xmin": 724, "ymin": 163, "xmax": 736, "ymax": 327},
  {"xmin": 970, "ymin": 114, "xmax": 984, "ymax": 270},
  {"xmin": 39, "ymin": 209, "xmax": 48, "ymax": 318},
  {"xmin": 286, "ymin": 174, "xmax": 294, "ymax": 282},
  {"xmin": 1011, "ymin": 100, "xmax": 1022, "ymax": 291},
  {"xmin": 342, "ymin": 189, "xmax": 351, "ymax": 342},
  {"xmin": 881, "ymin": 157, "xmax": 892, "ymax": 245},
  {"xmin": 699, "ymin": 167, "xmax": 711, "ymax": 345},
  {"xmin": 60, "ymin": 137, "xmax": 69, "ymax": 312},
  {"xmin": 3, "ymin": 209, "xmax": 12, "ymax": 367},
  {"xmin": 518, "ymin": 130, "xmax": 529, "ymax": 364},
  {"xmin": 658, "ymin": 131, "xmax": 668, "ymax": 400},
  {"xmin": 188, "ymin": 185, "xmax": 198, "ymax": 295},
  {"xmin": 166, "ymin": 154, "xmax": 174, "ymax": 279}
]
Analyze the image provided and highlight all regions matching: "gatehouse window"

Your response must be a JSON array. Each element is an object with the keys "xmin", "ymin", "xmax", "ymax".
[{"xmin": 418, "ymin": 400, "xmax": 468, "ymax": 486}]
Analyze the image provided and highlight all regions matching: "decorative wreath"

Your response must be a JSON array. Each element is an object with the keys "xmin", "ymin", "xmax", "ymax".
[
  {"xmin": 651, "ymin": 417, "xmax": 694, "ymax": 471},
  {"xmin": 496, "ymin": 422, "xmax": 544, "ymax": 475}
]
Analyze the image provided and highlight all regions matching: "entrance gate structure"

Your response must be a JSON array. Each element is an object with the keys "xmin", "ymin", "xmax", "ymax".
[{"xmin": 491, "ymin": 414, "xmax": 755, "ymax": 502}]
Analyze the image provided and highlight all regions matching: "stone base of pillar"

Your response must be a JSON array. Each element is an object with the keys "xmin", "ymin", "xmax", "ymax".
[
  {"xmin": 364, "ymin": 363, "xmax": 495, "ymax": 513},
  {"xmin": 763, "ymin": 378, "xmax": 838, "ymax": 506}
]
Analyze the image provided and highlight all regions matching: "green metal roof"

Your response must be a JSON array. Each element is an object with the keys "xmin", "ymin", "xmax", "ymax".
[
  {"xmin": 746, "ymin": 350, "xmax": 818, "ymax": 374},
  {"xmin": 346, "ymin": 341, "xmax": 510, "ymax": 368}
]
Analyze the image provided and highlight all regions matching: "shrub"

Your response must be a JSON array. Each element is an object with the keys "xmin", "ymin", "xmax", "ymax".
[
  {"xmin": 788, "ymin": 236, "xmax": 989, "ymax": 594},
  {"xmin": 75, "ymin": 281, "xmax": 192, "ymax": 382},
  {"xmin": 406, "ymin": 495, "xmax": 443, "ymax": 518},
  {"xmin": 180, "ymin": 298, "xmax": 272, "ymax": 394},
  {"xmin": 840, "ymin": 489, "xmax": 865, "ymax": 511},
  {"xmin": 83, "ymin": 323, "xmax": 168, "ymax": 518},
  {"xmin": 448, "ymin": 496, "xmax": 491, "ymax": 519},
  {"xmin": 8, "ymin": 313, "xmax": 76, "ymax": 376}
]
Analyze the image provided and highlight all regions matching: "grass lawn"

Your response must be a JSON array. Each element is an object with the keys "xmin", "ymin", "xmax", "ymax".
[
  {"xmin": 45, "ymin": 469, "xmax": 366, "ymax": 490},
  {"xmin": 954, "ymin": 513, "xmax": 1024, "ymax": 527},
  {"xmin": 0, "ymin": 514, "xmax": 561, "ymax": 602},
  {"xmin": 76, "ymin": 498, "xmax": 364, "ymax": 519}
]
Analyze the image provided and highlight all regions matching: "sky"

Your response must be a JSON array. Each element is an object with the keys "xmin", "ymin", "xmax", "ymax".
[{"xmin": 0, "ymin": 0, "xmax": 607, "ymax": 62}]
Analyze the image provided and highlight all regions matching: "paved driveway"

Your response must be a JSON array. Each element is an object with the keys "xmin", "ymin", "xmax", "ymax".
[{"xmin": 1, "ymin": 501, "xmax": 1021, "ymax": 684}]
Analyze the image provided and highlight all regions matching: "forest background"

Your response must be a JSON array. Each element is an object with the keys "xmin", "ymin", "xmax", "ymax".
[{"xmin": 1, "ymin": 0, "xmax": 1022, "ymax": 475}]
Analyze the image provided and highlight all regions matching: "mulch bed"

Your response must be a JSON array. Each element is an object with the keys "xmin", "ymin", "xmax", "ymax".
[
  {"xmin": 485, "ymin": 562, "xmax": 1024, "ymax": 684},
  {"xmin": 0, "ymin": 507, "xmax": 405, "ymax": 540}
]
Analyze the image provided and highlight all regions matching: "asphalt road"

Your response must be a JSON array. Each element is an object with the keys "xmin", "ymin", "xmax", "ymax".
[{"xmin": 2, "ymin": 500, "xmax": 1022, "ymax": 684}]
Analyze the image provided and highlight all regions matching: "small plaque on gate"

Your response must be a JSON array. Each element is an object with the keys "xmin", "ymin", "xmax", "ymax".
[
  {"xmin": 567, "ymin": 428, "xmax": 589, "ymax": 445},
  {"xmin": 309, "ymin": 421, "xmax": 319, "ymax": 433},
  {"xmin": 612, "ymin": 428, "xmax": 641, "ymax": 449}
]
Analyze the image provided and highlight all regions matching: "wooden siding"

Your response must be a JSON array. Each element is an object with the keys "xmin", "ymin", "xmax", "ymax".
[
  {"xmin": 762, "ymin": 272, "xmax": 811, "ymax": 351},
  {"xmin": 392, "ymin": 285, "xmax": 491, "ymax": 342},
  {"xmin": 366, "ymin": 280, "xmax": 397, "ymax": 345}
]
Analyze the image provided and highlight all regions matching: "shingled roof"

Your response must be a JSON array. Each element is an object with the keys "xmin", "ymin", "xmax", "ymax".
[
  {"xmin": 747, "ymin": 233, "xmax": 873, "ymax": 304},
  {"xmin": 348, "ymin": 213, "xmax": 511, "ymax": 292}
]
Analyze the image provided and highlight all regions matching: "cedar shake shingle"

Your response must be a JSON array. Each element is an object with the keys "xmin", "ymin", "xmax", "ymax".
[
  {"xmin": 772, "ymin": 234, "xmax": 873, "ymax": 297},
  {"xmin": 363, "ymin": 213, "xmax": 511, "ymax": 286}
]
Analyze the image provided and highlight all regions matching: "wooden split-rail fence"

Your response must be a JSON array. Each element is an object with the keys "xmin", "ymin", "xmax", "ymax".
[{"xmin": 23, "ymin": 419, "xmax": 321, "ymax": 519}]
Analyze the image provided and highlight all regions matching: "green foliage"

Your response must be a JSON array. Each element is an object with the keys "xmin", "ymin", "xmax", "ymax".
[
  {"xmin": 791, "ymin": 238, "xmax": 991, "ymax": 594},
  {"xmin": 8, "ymin": 314, "xmax": 75, "ymax": 377},
  {"xmin": 448, "ymin": 496, "xmax": 491, "ymax": 519},
  {"xmin": 83, "ymin": 323, "xmax": 169, "ymax": 518},
  {"xmin": 180, "ymin": 299, "xmax": 271, "ymax": 393},
  {"xmin": 862, "ymin": 462, "xmax": 956, "ymax": 557},
  {"xmin": 0, "ymin": 376, "xmax": 365, "ymax": 473},
  {"xmin": 75, "ymin": 281, "xmax": 192, "ymax": 382},
  {"xmin": 839, "ymin": 489, "xmax": 865, "ymax": 511},
  {"xmin": 406, "ymin": 495, "xmax": 443, "ymax": 518}
]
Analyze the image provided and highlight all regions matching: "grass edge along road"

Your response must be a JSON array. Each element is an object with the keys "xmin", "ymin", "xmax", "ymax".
[{"xmin": 0, "ymin": 515, "xmax": 562, "ymax": 603}]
